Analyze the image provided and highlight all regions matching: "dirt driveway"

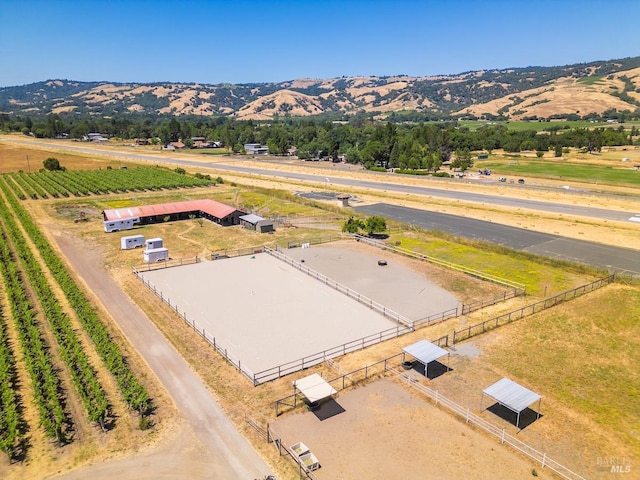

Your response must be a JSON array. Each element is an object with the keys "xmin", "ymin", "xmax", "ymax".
[{"xmin": 50, "ymin": 232, "xmax": 273, "ymax": 479}]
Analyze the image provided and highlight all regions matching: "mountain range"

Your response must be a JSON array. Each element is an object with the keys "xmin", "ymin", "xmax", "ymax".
[{"xmin": 2, "ymin": 56, "xmax": 640, "ymax": 120}]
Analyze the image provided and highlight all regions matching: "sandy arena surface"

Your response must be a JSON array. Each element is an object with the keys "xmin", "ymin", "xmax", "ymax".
[
  {"xmin": 272, "ymin": 378, "xmax": 555, "ymax": 480},
  {"xmin": 137, "ymin": 244, "xmax": 458, "ymax": 380}
]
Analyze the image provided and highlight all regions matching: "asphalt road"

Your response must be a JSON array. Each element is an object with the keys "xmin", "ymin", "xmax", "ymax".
[
  {"xmin": 4, "ymin": 137, "xmax": 640, "ymax": 222},
  {"xmin": 355, "ymin": 203, "xmax": 640, "ymax": 277},
  {"xmin": 6, "ymin": 137, "xmax": 640, "ymax": 276}
]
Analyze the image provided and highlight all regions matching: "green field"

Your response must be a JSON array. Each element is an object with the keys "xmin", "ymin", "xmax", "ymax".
[
  {"xmin": 475, "ymin": 158, "xmax": 640, "ymax": 187},
  {"xmin": 457, "ymin": 120, "xmax": 612, "ymax": 132}
]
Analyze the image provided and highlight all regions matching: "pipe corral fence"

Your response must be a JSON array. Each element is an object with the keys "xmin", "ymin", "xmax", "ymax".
[
  {"xmin": 131, "ymin": 240, "xmax": 614, "ymax": 386},
  {"xmin": 266, "ymin": 348, "xmax": 586, "ymax": 480},
  {"xmin": 453, "ymin": 274, "xmax": 616, "ymax": 343}
]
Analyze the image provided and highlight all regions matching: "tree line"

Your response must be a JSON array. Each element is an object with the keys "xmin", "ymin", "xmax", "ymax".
[{"xmin": 1, "ymin": 114, "xmax": 638, "ymax": 171}]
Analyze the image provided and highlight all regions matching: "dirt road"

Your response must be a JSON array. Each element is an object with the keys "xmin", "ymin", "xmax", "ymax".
[{"xmin": 51, "ymin": 232, "xmax": 273, "ymax": 479}]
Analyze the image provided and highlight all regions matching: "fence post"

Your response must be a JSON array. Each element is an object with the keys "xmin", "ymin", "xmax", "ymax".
[
  {"xmin": 542, "ymin": 452, "xmax": 546, "ymax": 469},
  {"xmin": 501, "ymin": 429, "xmax": 505, "ymax": 444}
]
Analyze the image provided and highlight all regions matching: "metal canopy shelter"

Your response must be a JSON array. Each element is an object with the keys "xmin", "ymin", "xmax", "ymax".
[
  {"xmin": 482, "ymin": 377, "xmax": 542, "ymax": 428},
  {"xmin": 402, "ymin": 339, "xmax": 450, "ymax": 378},
  {"xmin": 293, "ymin": 373, "xmax": 337, "ymax": 404}
]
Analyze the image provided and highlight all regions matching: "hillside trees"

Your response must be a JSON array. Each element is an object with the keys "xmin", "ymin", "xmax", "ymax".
[{"xmin": 3, "ymin": 112, "xmax": 640, "ymax": 167}]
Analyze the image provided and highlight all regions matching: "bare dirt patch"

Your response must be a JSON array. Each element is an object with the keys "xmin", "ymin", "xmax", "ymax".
[{"xmin": 272, "ymin": 378, "xmax": 555, "ymax": 479}]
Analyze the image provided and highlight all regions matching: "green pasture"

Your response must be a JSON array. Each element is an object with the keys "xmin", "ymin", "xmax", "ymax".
[
  {"xmin": 476, "ymin": 159, "xmax": 640, "ymax": 186},
  {"xmin": 576, "ymin": 75, "xmax": 605, "ymax": 85},
  {"xmin": 385, "ymin": 232, "xmax": 602, "ymax": 296},
  {"xmin": 457, "ymin": 120, "xmax": 610, "ymax": 132}
]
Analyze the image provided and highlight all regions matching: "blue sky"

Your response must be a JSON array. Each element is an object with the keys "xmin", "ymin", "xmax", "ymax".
[{"xmin": 1, "ymin": 0, "xmax": 638, "ymax": 87}]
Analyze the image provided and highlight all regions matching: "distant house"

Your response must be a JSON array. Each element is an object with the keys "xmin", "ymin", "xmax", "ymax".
[
  {"xmin": 135, "ymin": 138, "xmax": 149, "ymax": 145},
  {"xmin": 165, "ymin": 141, "xmax": 186, "ymax": 150},
  {"xmin": 191, "ymin": 137, "xmax": 213, "ymax": 148},
  {"xmin": 244, "ymin": 143, "xmax": 269, "ymax": 155},
  {"xmin": 83, "ymin": 133, "xmax": 108, "ymax": 142}
]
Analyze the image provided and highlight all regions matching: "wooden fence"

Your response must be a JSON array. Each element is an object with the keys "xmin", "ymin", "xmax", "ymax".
[
  {"xmin": 453, "ymin": 274, "xmax": 616, "ymax": 343},
  {"xmin": 352, "ymin": 234, "xmax": 527, "ymax": 293},
  {"xmin": 132, "ymin": 270, "xmax": 257, "ymax": 383},
  {"xmin": 132, "ymin": 256, "xmax": 199, "ymax": 272},
  {"xmin": 265, "ymin": 343, "xmax": 585, "ymax": 480},
  {"xmin": 253, "ymin": 324, "xmax": 412, "ymax": 385},
  {"xmin": 388, "ymin": 368, "xmax": 586, "ymax": 480},
  {"xmin": 265, "ymin": 245, "xmax": 413, "ymax": 327}
]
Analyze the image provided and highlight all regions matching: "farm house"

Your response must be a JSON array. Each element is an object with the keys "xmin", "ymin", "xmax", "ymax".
[
  {"xmin": 102, "ymin": 199, "xmax": 243, "ymax": 231},
  {"xmin": 120, "ymin": 234, "xmax": 145, "ymax": 250}
]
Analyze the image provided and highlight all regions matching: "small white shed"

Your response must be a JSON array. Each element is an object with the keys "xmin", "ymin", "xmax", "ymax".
[
  {"xmin": 146, "ymin": 238, "xmax": 163, "ymax": 249},
  {"xmin": 121, "ymin": 234, "xmax": 145, "ymax": 250},
  {"xmin": 143, "ymin": 247, "xmax": 169, "ymax": 263}
]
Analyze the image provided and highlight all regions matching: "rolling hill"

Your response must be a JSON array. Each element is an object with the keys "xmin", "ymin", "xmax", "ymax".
[{"xmin": 1, "ymin": 57, "xmax": 640, "ymax": 120}]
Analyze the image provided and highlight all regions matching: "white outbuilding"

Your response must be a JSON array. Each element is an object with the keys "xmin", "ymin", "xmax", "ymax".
[
  {"xmin": 120, "ymin": 234, "xmax": 145, "ymax": 250},
  {"xmin": 143, "ymin": 247, "xmax": 169, "ymax": 263},
  {"xmin": 146, "ymin": 238, "xmax": 163, "ymax": 249}
]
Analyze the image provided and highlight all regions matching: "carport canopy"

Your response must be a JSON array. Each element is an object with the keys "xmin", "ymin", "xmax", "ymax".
[
  {"xmin": 402, "ymin": 339, "xmax": 449, "ymax": 377},
  {"xmin": 293, "ymin": 373, "xmax": 337, "ymax": 403},
  {"xmin": 482, "ymin": 377, "xmax": 542, "ymax": 428}
]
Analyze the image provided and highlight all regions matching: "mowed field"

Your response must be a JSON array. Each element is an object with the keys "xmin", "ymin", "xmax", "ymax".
[
  {"xmin": 0, "ymin": 141, "xmax": 117, "ymax": 172},
  {"xmin": 0, "ymin": 138, "xmax": 637, "ymax": 479}
]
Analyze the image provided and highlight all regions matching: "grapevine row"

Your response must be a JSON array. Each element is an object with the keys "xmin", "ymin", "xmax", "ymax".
[
  {"xmin": 4, "ymin": 174, "xmax": 30, "ymax": 200},
  {"xmin": 0, "ymin": 178, "xmax": 151, "ymax": 416},
  {"xmin": 0, "ymin": 199, "xmax": 110, "ymax": 429},
  {"xmin": 0, "ymin": 281, "xmax": 24, "ymax": 459},
  {"xmin": 0, "ymin": 223, "xmax": 69, "ymax": 447},
  {"xmin": 31, "ymin": 172, "xmax": 69, "ymax": 198},
  {"xmin": 1, "ymin": 167, "xmax": 210, "ymax": 199}
]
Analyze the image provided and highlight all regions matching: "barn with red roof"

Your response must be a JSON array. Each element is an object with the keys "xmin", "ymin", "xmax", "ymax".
[{"xmin": 102, "ymin": 199, "xmax": 243, "ymax": 232}]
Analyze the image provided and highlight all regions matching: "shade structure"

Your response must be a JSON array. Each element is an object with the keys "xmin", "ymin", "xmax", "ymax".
[
  {"xmin": 293, "ymin": 373, "xmax": 337, "ymax": 404},
  {"xmin": 482, "ymin": 377, "xmax": 542, "ymax": 428},
  {"xmin": 402, "ymin": 339, "xmax": 449, "ymax": 378}
]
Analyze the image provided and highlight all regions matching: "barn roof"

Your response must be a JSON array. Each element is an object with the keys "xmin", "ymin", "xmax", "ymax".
[
  {"xmin": 103, "ymin": 199, "xmax": 238, "ymax": 221},
  {"xmin": 239, "ymin": 213, "xmax": 265, "ymax": 224}
]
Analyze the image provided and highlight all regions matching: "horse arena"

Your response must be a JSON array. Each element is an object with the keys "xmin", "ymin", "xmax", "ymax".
[{"xmin": 136, "ymin": 240, "xmax": 460, "ymax": 382}]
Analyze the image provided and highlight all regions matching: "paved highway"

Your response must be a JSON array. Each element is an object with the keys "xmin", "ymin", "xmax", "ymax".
[
  {"xmin": 5, "ymin": 137, "xmax": 640, "ymax": 276},
  {"xmin": 4, "ymin": 137, "xmax": 640, "ymax": 223},
  {"xmin": 355, "ymin": 203, "xmax": 640, "ymax": 277}
]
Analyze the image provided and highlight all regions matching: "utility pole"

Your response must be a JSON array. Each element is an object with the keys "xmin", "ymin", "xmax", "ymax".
[{"xmin": 26, "ymin": 154, "xmax": 30, "ymax": 173}]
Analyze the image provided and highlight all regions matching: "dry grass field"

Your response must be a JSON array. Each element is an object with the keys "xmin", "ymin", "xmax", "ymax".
[{"xmin": 0, "ymin": 138, "xmax": 638, "ymax": 479}]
